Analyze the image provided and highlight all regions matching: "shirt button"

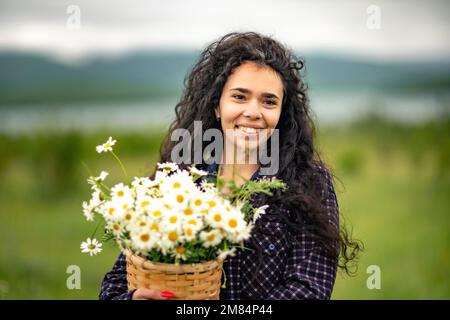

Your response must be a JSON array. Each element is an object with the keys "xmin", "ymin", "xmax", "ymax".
[{"xmin": 268, "ymin": 243, "xmax": 276, "ymax": 251}]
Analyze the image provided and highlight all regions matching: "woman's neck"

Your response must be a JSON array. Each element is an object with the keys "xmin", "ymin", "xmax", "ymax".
[{"xmin": 218, "ymin": 162, "xmax": 259, "ymax": 187}]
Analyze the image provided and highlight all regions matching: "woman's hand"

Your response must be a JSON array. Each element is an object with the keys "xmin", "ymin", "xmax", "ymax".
[{"xmin": 132, "ymin": 288, "xmax": 175, "ymax": 300}]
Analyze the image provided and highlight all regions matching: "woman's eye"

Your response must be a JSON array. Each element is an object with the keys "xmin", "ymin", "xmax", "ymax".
[
  {"xmin": 264, "ymin": 100, "xmax": 276, "ymax": 106},
  {"xmin": 232, "ymin": 94, "xmax": 245, "ymax": 100}
]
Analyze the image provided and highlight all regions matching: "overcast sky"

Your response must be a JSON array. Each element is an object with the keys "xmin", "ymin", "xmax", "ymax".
[{"xmin": 0, "ymin": 0, "xmax": 449, "ymax": 63}]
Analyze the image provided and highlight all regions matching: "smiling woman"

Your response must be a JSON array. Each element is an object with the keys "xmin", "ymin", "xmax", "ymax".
[
  {"xmin": 214, "ymin": 61, "xmax": 284, "ymax": 185},
  {"xmin": 99, "ymin": 31, "xmax": 362, "ymax": 300}
]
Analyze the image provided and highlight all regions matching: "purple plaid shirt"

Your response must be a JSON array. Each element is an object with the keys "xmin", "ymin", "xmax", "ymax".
[{"xmin": 99, "ymin": 162, "xmax": 339, "ymax": 300}]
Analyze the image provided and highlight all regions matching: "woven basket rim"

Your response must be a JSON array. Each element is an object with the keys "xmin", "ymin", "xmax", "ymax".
[{"xmin": 124, "ymin": 249, "xmax": 223, "ymax": 273}]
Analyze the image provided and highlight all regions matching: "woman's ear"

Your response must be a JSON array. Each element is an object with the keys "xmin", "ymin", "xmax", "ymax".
[{"xmin": 215, "ymin": 106, "xmax": 220, "ymax": 120}]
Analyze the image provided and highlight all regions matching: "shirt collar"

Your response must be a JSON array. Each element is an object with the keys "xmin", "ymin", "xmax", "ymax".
[{"xmin": 204, "ymin": 160, "xmax": 272, "ymax": 183}]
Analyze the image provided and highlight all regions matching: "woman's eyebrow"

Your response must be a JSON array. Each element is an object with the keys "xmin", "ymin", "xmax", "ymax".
[{"xmin": 229, "ymin": 87, "xmax": 280, "ymax": 100}]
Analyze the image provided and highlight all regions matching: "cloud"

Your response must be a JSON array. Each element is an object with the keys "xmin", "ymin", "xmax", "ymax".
[{"xmin": 0, "ymin": 0, "xmax": 449, "ymax": 63}]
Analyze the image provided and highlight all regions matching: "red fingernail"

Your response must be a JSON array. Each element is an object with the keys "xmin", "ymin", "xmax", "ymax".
[{"xmin": 161, "ymin": 291, "xmax": 175, "ymax": 298}]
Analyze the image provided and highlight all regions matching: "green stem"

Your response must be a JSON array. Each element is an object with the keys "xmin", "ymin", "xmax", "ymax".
[
  {"xmin": 90, "ymin": 217, "xmax": 103, "ymax": 239},
  {"xmin": 80, "ymin": 160, "xmax": 93, "ymax": 176},
  {"xmin": 110, "ymin": 150, "xmax": 128, "ymax": 178},
  {"xmin": 221, "ymin": 264, "xmax": 227, "ymax": 289}
]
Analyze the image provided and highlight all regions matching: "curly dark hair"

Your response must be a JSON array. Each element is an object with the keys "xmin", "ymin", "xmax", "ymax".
[{"xmin": 158, "ymin": 32, "xmax": 362, "ymax": 275}]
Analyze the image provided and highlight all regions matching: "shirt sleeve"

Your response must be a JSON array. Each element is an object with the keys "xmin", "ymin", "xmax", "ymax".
[
  {"xmin": 265, "ymin": 166, "xmax": 339, "ymax": 300},
  {"xmin": 99, "ymin": 253, "xmax": 136, "ymax": 300}
]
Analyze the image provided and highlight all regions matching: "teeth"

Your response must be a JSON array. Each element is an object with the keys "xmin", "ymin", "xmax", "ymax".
[{"xmin": 238, "ymin": 126, "xmax": 260, "ymax": 133}]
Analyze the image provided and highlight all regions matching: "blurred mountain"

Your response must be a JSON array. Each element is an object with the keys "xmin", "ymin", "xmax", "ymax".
[{"xmin": 0, "ymin": 51, "xmax": 449, "ymax": 105}]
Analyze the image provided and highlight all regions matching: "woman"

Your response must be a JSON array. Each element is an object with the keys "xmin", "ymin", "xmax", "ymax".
[{"xmin": 99, "ymin": 32, "xmax": 361, "ymax": 300}]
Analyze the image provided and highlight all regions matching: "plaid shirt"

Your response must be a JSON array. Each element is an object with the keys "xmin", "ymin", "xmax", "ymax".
[{"xmin": 99, "ymin": 162, "xmax": 339, "ymax": 300}]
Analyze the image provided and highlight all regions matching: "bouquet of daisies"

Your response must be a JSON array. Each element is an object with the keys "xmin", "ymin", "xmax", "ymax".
[{"xmin": 81, "ymin": 137, "xmax": 285, "ymax": 299}]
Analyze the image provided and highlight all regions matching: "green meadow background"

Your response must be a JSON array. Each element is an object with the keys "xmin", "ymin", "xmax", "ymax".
[{"xmin": 0, "ymin": 52, "xmax": 449, "ymax": 299}]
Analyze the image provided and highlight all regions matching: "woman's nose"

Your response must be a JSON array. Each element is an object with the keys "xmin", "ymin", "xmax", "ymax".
[{"xmin": 242, "ymin": 99, "xmax": 262, "ymax": 119}]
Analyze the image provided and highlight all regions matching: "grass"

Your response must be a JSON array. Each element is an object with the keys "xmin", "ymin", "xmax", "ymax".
[{"xmin": 0, "ymin": 118, "xmax": 449, "ymax": 299}]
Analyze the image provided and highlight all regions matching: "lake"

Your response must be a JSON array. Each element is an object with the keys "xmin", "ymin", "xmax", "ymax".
[{"xmin": 0, "ymin": 90, "xmax": 448, "ymax": 135}]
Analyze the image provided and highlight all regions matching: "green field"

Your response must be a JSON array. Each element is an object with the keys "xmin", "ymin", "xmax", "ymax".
[{"xmin": 0, "ymin": 116, "xmax": 449, "ymax": 299}]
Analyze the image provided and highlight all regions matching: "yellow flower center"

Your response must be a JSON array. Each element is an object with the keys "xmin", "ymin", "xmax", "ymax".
[
  {"xmin": 150, "ymin": 223, "xmax": 159, "ymax": 231},
  {"xmin": 117, "ymin": 190, "xmax": 124, "ymax": 197},
  {"xmin": 214, "ymin": 214, "xmax": 222, "ymax": 222},
  {"xmin": 153, "ymin": 210, "xmax": 162, "ymax": 217},
  {"xmin": 194, "ymin": 199, "xmax": 202, "ymax": 206},
  {"xmin": 184, "ymin": 208, "xmax": 193, "ymax": 215},
  {"xmin": 176, "ymin": 195, "xmax": 184, "ymax": 203},
  {"xmin": 208, "ymin": 200, "xmax": 216, "ymax": 208},
  {"xmin": 173, "ymin": 182, "xmax": 181, "ymax": 189},
  {"xmin": 141, "ymin": 200, "xmax": 150, "ymax": 207},
  {"xmin": 140, "ymin": 234, "xmax": 150, "ymax": 242},
  {"xmin": 228, "ymin": 219, "xmax": 238, "ymax": 228},
  {"xmin": 175, "ymin": 246, "xmax": 185, "ymax": 254},
  {"xmin": 207, "ymin": 234, "xmax": 215, "ymax": 242},
  {"xmin": 186, "ymin": 228, "xmax": 193, "ymax": 236},
  {"xmin": 169, "ymin": 216, "xmax": 178, "ymax": 224},
  {"xmin": 113, "ymin": 224, "xmax": 120, "ymax": 231},
  {"xmin": 168, "ymin": 231, "xmax": 178, "ymax": 242},
  {"xmin": 188, "ymin": 219, "xmax": 197, "ymax": 225},
  {"xmin": 125, "ymin": 214, "xmax": 132, "ymax": 221},
  {"xmin": 108, "ymin": 207, "xmax": 115, "ymax": 215}
]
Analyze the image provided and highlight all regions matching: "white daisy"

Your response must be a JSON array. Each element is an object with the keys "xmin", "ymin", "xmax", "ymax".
[
  {"xmin": 228, "ymin": 222, "xmax": 253, "ymax": 242},
  {"xmin": 154, "ymin": 170, "xmax": 169, "ymax": 184},
  {"xmin": 205, "ymin": 197, "xmax": 220, "ymax": 210},
  {"xmin": 190, "ymin": 195, "xmax": 207, "ymax": 214},
  {"xmin": 253, "ymin": 205, "xmax": 269, "ymax": 222},
  {"xmin": 80, "ymin": 238, "xmax": 103, "ymax": 256},
  {"xmin": 171, "ymin": 245, "xmax": 187, "ymax": 261},
  {"xmin": 200, "ymin": 230, "xmax": 223, "ymax": 247},
  {"xmin": 135, "ymin": 195, "xmax": 153, "ymax": 212},
  {"xmin": 132, "ymin": 176, "xmax": 158, "ymax": 190},
  {"xmin": 82, "ymin": 201, "xmax": 95, "ymax": 221},
  {"xmin": 200, "ymin": 180, "xmax": 218, "ymax": 194},
  {"xmin": 165, "ymin": 190, "xmax": 191, "ymax": 211},
  {"xmin": 111, "ymin": 183, "xmax": 133, "ymax": 200},
  {"xmin": 159, "ymin": 170, "xmax": 196, "ymax": 197},
  {"xmin": 96, "ymin": 136, "xmax": 116, "ymax": 153},
  {"xmin": 86, "ymin": 177, "xmax": 100, "ymax": 192},
  {"xmin": 130, "ymin": 229, "xmax": 158, "ymax": 253},
  {"xmin": 131, "ymin": 176, "xmax": 148, "ymax": 188},
  {"xmin": 217, "ymin": 247, "xmax": 237, "ymax": 260},
  {"xmin": 189, "ymin": 166, "xmax": 208, "ymax": 176},
  {"xmin": 82, "ymin": 190, "xmax": 104, "ymax": 221},
  {"xmin": 91, "ymin": 189, "xmax": 103, "ymax": 206},
  {"xmin": 222, "ymin": 211, "xmax": 246, "ymax": 235},
  {"xmin": 96, "ymin": 171, "xmax": 109, "ymax": 181},
  {"xmin": 159, "ymin": 228, "xmax": 183, "ymax": 254},
  {"xmin": 157, "ymin": 162, "xmax": 179, "ymax": 173},
  {"xmin": 101, "ymin": 201, "xmax": 125, "ymax": 220},
  {"xmin": 205, "ymin": 206, "xmax": 227, "ymax": 229},
  {"xmin": 106, "ymin": 220, "xmax": 124, "ymax": 236},
  {"xmin": 184, "ymin": 216, "xmax": 204, "ymax": 231},
  {"xmin": 182, "ymin": 225, "xmax": 197, "ymax": 241},
  {"xmin": 148, "ymin": 220, "xmax": 160, "ymax": 233},
  {"xmin": 130, "ymin": 215, "xmax": 152, "ymax": 230},
  {"xmin": 122, "ymin": 211, "xmax": 134, "ymax": 225},
  {"xmin": 160, "ymin": 211, "xmax": 184, "ymax": 230}
]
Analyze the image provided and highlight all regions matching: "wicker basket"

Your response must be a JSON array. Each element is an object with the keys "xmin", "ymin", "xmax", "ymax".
[{"xmin": 125, "ymin": 249, "xmax": 223, "ymax": 300}]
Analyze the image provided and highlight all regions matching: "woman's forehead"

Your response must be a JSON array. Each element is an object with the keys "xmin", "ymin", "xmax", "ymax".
[{"xmin": 224, "ymin": 62, "xmax": 284, "ymax": 97}]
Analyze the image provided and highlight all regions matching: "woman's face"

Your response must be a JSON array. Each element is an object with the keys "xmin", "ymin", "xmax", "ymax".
[{"xmin": 215, "ymin": 61, "xmax": 284, "ymax": 157}]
